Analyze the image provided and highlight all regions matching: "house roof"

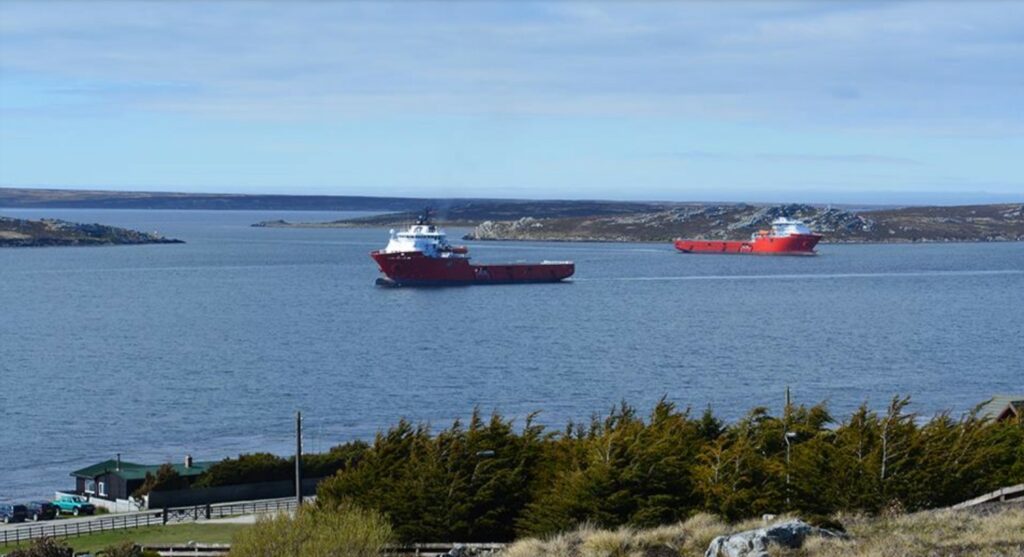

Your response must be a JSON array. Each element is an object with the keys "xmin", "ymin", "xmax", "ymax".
[
  {"xmin": 978, "ymin": 395, "xmax": 1024, "ymax": 421},
  {"xmin": 71, "ymin": 459, "xmax": 215, "ymax": 481}
]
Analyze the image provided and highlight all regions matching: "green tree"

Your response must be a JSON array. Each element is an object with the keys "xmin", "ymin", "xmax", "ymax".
[
  {"xmin": 520, "ymin": 400, "xmax": 706, "ymax": 534},
  {"xmin": 133, "ymin": 464, "xmax": 190, "ymax": 497},
  {"xmin": 193, "ymin": 453, "xmax": 291, "ymax": 487},
  {"xmin": 302, "ymin": 441, "xmax": 369, "ymax": 478},
  {"xmin": 694, "ymin": 408, "xmax": 782, "ymax": 520},
  {"xmin": 319, "ymin": 411, "xmax": 547, "ymax": 542}
]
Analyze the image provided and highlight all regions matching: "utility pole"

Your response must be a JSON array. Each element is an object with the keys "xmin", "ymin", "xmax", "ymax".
[
  {"xmin": 784, "ymin": 431, "xmax": 797, "ymax": 508},
  {"xmin": 784, "ymin": 387, "xmax": 796, "ymax": 509},
  {"xmin": 296, "ymin": 411, "xmax": 303, "ymax": 508}
]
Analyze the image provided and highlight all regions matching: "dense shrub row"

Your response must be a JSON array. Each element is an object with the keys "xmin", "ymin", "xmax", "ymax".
[
  {"xmin": 133, "ymin": 442, "xmax": 368, "ymax": 496},
  {"xmin": 194, "ymin": 442, "xmax": 368, "ymax": 488},
  {"xmin": 316, "ymin": 398, "xmax": 1024, "ymax": 542}
]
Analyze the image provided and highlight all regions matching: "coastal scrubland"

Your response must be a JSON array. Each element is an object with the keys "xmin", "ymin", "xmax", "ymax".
[
  {"xmin": 9, "ymin": 401, "xmax": 1022, "ymax": 556},
  {"xmin": 499, "ymin": 505, "xmax": 1024, "ymax": 557},
  {"xmin": 9, "ymin": 504, "xmax": 1022, "ymax": 556},
  {"xmin": 78, "ymin": 398, "xmax": 1022, "ymax": 554},
  {"xmin": 308, "ymin": 398, "xmax": 1022, "ymax": 542}
]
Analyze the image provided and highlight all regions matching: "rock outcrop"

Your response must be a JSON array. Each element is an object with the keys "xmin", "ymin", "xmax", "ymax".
[
  {"xmin": 464, "ymin": 203, "xmax": 1021, "ymax": 244},
  {"xmin": 704, "ymin": 519, "xmax": 847, "ymax": 557},
  {"xmin": 248, "ymin": 201, "xmax": 1024, "ymax": 244}
]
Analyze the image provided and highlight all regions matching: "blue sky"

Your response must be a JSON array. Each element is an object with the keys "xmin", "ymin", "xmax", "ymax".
[{"xmin": 0, "ymin": 1, "xmax": 1022, "ymax": 204}]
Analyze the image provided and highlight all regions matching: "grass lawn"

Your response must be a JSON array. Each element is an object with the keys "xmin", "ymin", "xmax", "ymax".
[{"xmin": 4, "ymin": 522, "xmax": 245, "ymax": 553}]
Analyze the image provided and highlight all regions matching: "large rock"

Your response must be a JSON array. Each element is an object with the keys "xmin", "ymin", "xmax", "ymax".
[
  {"xmin": 445, "ymin": 544, "xmax": 502, "ymax": 557},
  {"xmin": 807, "ymin": 208, "xmax": 875, "ymax": 233},
  {"xmin": 726, "ymin": 204, "xmax": 817, "ymax": 230},
  {"xmin": 704, "ymin": 519, "xmax": 846, "ymax": 557},
  {"xmin": 466, "ymin": 217, "xmax": 544, "ymax": 240}
]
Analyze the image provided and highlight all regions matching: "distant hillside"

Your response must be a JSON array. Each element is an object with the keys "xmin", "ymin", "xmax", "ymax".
[
  {"xmin": 0, "ymin": 187, "xmax": 459, "ymax": 212},
  {"xmin": 0, "ymin": 215, "xmax": 183, "ymax": 247},
  {"xmin": 257, "ymin": 202, "xmax": 1024, "ymax": 244},
  {"xmin": 0, "ymin": 187, "xmax": 677, "ymax": 217},
  {"xmin": 253, "ymin": 200, "xmax": 673, "ymax": 228},
  {"xmin": 6, "ymin": 188, "xmax": 1021, "ymax": 244},
  {"xmin": 464, "ymin": 203, "xmax": 1024, "ymax": 243}
]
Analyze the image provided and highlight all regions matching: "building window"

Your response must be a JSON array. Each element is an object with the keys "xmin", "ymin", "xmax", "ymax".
[
  {"xmin": 84, "ymin": 479, "xmax": 95, "ymax": 494},
  {"xmin": 98, "ymin": 481, "xmax": 107, "ymax": 497}
]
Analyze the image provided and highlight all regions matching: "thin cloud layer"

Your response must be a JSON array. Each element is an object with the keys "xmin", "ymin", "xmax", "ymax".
[
  {"xmin": 0, "ymin": 1, "xmax": 1021, "ymax": 201},
  {"xmin": 3, "ymin": 2, "xmax": 1021, "ymax": 129}
]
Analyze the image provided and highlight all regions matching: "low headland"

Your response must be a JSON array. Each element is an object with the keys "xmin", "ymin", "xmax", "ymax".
[
  {"xmin": 254, "ymin": 202, "xmax": 1024, "ymax": 244},
  {"xmin": 0, "ymin": 216, "xmax": 183, "ymax": 247}
]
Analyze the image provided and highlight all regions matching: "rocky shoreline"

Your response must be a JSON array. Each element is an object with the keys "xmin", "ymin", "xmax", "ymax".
[
  {"xmin": 464, "ymin": 203, "xmax": 1024, "ymax": 244},
  {"xmin": 0, "ymin": 216, "xmax": 184, "ymax": 247}
]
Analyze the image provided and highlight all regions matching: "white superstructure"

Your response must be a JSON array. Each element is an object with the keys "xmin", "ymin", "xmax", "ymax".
[
  {"xmin": 380, "ymin": 222, "xmax": 467, "ymax": 258},
  {"xmin": 770, "ymin": 217, "xmax": 813, "ymax": 237}
]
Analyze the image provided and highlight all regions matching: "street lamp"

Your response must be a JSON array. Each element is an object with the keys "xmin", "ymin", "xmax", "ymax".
[
  {"xmin": 471, "ymin": 450, "xmax": 496, "ymax": 482},
  {"xmin": 784, "ymin": 431, "xmax": 798, "ymax": 507}
]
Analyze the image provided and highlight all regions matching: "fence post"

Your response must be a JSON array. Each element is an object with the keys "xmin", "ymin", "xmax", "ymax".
[
  {"xmin": 205, "ymin": 504, "xmax": 211, "ymax": 520},
  {"xmin": 162, "ymin": 508, "xmax": 168, "ymax": 524}
]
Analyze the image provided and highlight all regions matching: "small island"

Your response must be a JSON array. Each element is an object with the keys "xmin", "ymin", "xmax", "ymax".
[{"xmin": 0, "ymin": 215, "xmax": 184, "ymax": 247}]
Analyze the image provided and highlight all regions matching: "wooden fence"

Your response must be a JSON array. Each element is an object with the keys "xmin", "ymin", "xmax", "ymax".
[
  {"xmin": 0, "ymin": 510, "xmax": 164, "ymax": 547},
  {"xmin": 138, "ymin": 542, "xmax": 506, "ymax": 557},
  {"xmin": 384, "ymin": 543, "xmax": 506, "ymax": 556},
  {"xmin": 952, "ymin": 483, "xmax": 1024, "ymax": 509},
  {"xmin": 0, "ymin": 497, "xmax": 300, "ymax": 547}
]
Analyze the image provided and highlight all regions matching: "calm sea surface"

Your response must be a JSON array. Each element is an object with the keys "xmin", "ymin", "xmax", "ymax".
[{"xmin": 1, "ymin": 208, "xmax": 1022, "ymax": 500}]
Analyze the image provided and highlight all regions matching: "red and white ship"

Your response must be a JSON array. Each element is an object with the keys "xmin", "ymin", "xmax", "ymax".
[
  {"xmin": 370, "ymin": 213, "xmax": 574, "ymax": 286},
  {"xmin": 674, "ymin": 217, "xmax": 822, "ymax": 255}
]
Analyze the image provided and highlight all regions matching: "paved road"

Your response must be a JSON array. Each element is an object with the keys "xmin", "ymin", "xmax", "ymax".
[
  {"xmin": 0, "ymin": 497, "xmax": 302, "ymax": 545},
  {"xmin": 0, "ymin": 511, "xmax": 152, "ymax": 531}
]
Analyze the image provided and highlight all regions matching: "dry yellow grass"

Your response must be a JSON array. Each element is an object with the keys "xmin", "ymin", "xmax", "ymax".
[
  {"xmin": 779, "ymin": 507, "xmax": 1024, "ymax": 557},
  {"xmin": 500, "ymin": 505, "xmax": 1024, "ymax": 557},
  {"xmin": 500, "ymin": 513, "xmax": 762, "ymax": 557}
]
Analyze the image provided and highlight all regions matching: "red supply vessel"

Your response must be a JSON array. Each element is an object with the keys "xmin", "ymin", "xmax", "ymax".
[
  {"xmin": 674, "ymin": 218, "xmax": 822, "ymax": 255},
  {"xmin": 370, "ymin": 212, "xmax": 574, "ymax": 286}
]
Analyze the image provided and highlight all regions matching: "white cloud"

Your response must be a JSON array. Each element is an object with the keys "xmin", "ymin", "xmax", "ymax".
[{"xmin": 1, "ymin": 0, "xmax": 1021, "ymax": 135}]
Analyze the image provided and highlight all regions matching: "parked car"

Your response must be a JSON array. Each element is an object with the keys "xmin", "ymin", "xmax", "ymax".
[
  {"xmin": 52, "ymin": 494, "xmax": 95, "ymax": 516},
  {"xmin": 0, "ymin": 503, "xmax": 28, "ymax": 524},
  {"xmin": 25, "ymin": 501, "xmax": 57, "ymax": 521}
]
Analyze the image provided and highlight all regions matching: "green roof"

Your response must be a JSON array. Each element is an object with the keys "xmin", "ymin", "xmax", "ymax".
[{"xmin": 71, "ymin": 459, "xmax": 215, "ymax": 481}]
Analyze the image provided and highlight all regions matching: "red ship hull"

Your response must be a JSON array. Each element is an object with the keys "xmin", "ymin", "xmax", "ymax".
[
  {"xmin": 371, "ymin": 251, "xmax": 575, "ymax": 286},
  {"xmin": 674, "ymin": 234, "xmax": 821, "ymax": 255}
]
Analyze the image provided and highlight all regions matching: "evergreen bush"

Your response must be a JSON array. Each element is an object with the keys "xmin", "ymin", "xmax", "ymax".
[{"xmin": 316, "ymin": 397, "xmax": 1023, "ymax": 542}]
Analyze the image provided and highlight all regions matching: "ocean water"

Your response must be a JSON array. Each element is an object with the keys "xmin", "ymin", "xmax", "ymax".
[{"xmin": 1, "ymin": 208, "xmax": 1022, "ymax": 501}]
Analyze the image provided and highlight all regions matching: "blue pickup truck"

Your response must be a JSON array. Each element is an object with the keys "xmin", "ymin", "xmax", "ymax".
[{"xmin": 51, "ymin": 494, "xmax": 96, "ymax": 516}]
